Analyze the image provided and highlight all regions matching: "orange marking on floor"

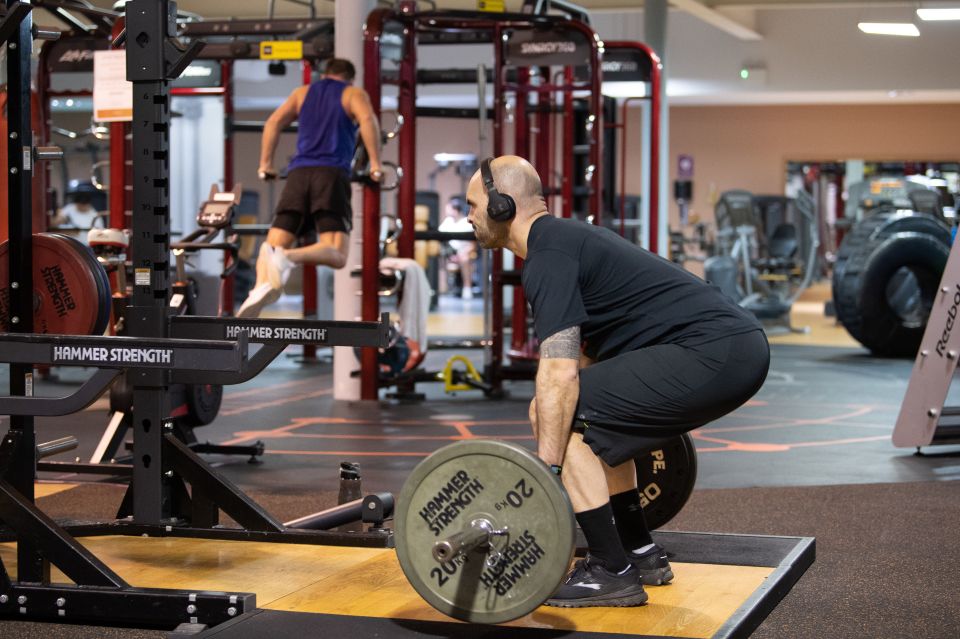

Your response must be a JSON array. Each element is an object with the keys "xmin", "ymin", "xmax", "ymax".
[
  {"xmin": 744, "ymin": 400, "xmax": 899, "ymax": 410},
  {"xmin": 253, "ymin": 415, "xmax": 531, "ymax": 428},
  {"xmin": 219, "ymin": 415, "xmax": 455, "ymax": 446},
  {"xmin": 222, "ymin": 377, "xmax": 324, "ymax": 400},
  {"xmin": 691, "ymin": 434, "xmax": 792, "ymax": 452},
  {"xmin": 789, "ymin": 435, "xmax": 891, "ymax": 447},
  {"xmin": 718, "ymin": 440, "xmax": 791, "ymax": 452},
  {"xmin": 264, "ymin": 450, "xmax": 430, "ymax": 457},
  {"xmin": 451, "ymin": 423, "xmax": 475, "ymax": 439},
  {"xmin": 701, "ymin": 420, "xmax": 892, "ymax": 434},
  {"xmin": 700, "ymin": 406, "xmax": 882, "ymax": 435},
  {"xmin": 214, "ymin": 406, "xmax": 892, "ymax": 460},
  {"xmin": 219, "ymin": 388, "xmax": 333, "ymax": 416},
  {"xmin": 222, "ymin": 416, "xmax": 529, "ymax": 446},
  {"xmin": 220, "ymin": 416, "xmax": 350, "ymax": 445},
  {"xmin": 227, "ymin": 433, "xmax": 535, "ymax": 442},
  {"xmin": 691, "ymin": 431, "xmax": 891, "ymax": 452},
  {"xmin": 727, "ymin": 406, "xmax": 876, "ymax": 425}
]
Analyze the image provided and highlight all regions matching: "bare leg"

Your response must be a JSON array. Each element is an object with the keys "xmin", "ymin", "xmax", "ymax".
[
  {"xmin": 561, "ymin": 432, "xmax": 612, "ymax": 512},
  {"xmin": 530, "ymin": 399, "xmax": 642, "ymax": 598},
  {"xmin": 603, "ymin": 459, "xmax": 638, "ymax": 495},
  {"xmin": 284, "ymin": 230, "xmax": 349, "ymax": 270},
  {"xmin": 528, "ymin": 399, "xmax": 609, "ymax": 512}
]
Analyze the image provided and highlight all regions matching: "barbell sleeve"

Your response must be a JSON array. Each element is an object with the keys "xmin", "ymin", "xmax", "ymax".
[
  {"xmin": 33, "ymin": 26, "xmax": 61, "ymax": 41},
  {"xmin": 433, "ymin": 518, "xmax": 502, "ymax": 563},
  {"xmin": 37, "ymin": 436, "xmax": 79, "ymax": 460},
  {"xmin": 34, "ymin": 146, "xmax": 64, "ymax": 162}
]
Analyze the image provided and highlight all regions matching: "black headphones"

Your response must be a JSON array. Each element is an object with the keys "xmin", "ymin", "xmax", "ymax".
[{"xmin": 480, "ymin": 157, "xmax": 516, "ymax": 222}]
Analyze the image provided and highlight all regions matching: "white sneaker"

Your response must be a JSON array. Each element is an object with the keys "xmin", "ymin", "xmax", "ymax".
[
  {"xmin": 258, "ymin": 243, "xmax": 294, "ymax": 291},
  {"xmin": 461, "ymin": 288, "xmax": 474, "ymax": 300},
  {"xmin": 236, "ymin": 282, "xmax": 281, "ymax": 318}
]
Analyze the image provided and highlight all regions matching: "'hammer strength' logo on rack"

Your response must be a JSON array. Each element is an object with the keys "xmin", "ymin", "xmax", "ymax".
[
  {"xmin": 936, "ymin": 284, "xmax": 960, "ymax": 358},
  {"xmin": 53, "ymin": 346, "xmax": 173, "ymax": 364},
  {"xmin": 225, "ymin": 325, "xmax": 328, "ymax": 342},
  {"xmin": 418, "ymin": 470, "xmax": 485, "ymax": 536}
]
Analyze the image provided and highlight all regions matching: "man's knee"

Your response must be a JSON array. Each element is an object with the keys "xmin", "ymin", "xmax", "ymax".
[
  {"xmin": 327, "ymin": 247, "xmax": 348, "ymax": 270},
  {"xmin": 266, "ymin": 227, "xmax": 296, "ymax": 249},
  {"xmin": 319, "ymin": 231, "xmax": 349, "ymax": 269},
  {"xmin": 565, "ymin": 431, "xmax": 590, "ymax": 456}
]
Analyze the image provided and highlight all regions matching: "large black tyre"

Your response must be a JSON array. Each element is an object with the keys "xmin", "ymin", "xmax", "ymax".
[
  {"xmin": 833, "ymin": 210, "xmax": 950, "ymax": 293},
  {"xmin": 834, "ymin": 219, "xmax": 951, "ymax": 356}
]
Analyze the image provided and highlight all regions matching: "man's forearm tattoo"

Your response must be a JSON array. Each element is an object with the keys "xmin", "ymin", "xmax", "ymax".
[{"xmin": 540, "ymin": 326, "xmax": 581, "ymax": 359}]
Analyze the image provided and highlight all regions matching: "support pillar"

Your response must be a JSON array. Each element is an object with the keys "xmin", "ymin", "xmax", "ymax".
[
  {"xmin": 645, "ymin": 0, "xmax": 669, "ymax": 257},
  {"xmin": 333, "ymin": 0, "xmax": 376, "ymax": 400}
]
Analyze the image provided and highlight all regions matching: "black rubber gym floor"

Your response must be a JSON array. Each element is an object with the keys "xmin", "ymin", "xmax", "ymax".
[
  {"xmin": 2, "ymin": 342, "xmax": 960, "ymax": 638},
  {"xmin": 11, "ymin": 342, "xmax": 958, "ymax": 492}
]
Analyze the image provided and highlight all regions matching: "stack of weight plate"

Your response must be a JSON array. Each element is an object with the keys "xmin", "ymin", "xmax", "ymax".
[{"xmin": 832, "ymin": 209, "xmax": 952, "ymax": 357}]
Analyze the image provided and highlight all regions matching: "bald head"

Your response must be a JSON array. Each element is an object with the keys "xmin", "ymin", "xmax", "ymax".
[
  {"xmin": 485, "ymin": 156, "xmax": 545, "ymax": 216},
  {"xmin": 465, "ymin": 155, "xmax": 550, "ymax": 252}
]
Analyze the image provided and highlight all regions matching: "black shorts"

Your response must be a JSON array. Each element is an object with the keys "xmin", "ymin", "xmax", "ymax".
[
  {"xmin": 272, "ymin": 166, "xmax": 353, "ymax": 236},
  {"xmin": 574, "ymin": 329, "xmax": 769, "ymax": 466}
]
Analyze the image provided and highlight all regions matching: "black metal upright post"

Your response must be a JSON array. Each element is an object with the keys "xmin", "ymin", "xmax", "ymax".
[
  {"xmin": 4, "ymin": 0, "xmax": 45, "ymax": 584},
  {"xmin": 125, "ymin": 0, "xmax": 174, "ymax": 524}
]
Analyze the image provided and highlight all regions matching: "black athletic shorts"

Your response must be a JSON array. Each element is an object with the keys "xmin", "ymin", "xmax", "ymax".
[
  {"xmin": 272, "ymin": 166, "xmax": 353, "ymax": 236},
  {"xmin": 574, "ymin": 329, "xmax": 769, "ymax": 467}
]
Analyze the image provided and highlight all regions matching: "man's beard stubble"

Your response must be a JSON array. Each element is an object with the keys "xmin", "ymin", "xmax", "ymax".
[{"xmin": 474, "ymin": 219, "xmax": 509, "ymax": 250}]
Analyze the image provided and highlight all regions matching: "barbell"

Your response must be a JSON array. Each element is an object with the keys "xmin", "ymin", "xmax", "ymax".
[{"xmin": 394, "ymin": 433, "xmax": 697, "ymax": 624}]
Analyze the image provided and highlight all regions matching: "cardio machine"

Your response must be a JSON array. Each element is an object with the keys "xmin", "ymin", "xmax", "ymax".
[
  {"xmin": 72, "ymin": 186, "xmax": 265, "ymax": 473},
  {"xmin": 707, "ymin": 189, "xmax": 820, "ymax": 334}
]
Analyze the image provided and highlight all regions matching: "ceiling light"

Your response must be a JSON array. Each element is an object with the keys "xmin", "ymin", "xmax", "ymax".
[
  {"xmin": 857, "ymin": 22, "xmax": 920, "ymax": 36},
  {"xmin": 917, "ymin": 8, "xmax": 960, "ymax": 20}
]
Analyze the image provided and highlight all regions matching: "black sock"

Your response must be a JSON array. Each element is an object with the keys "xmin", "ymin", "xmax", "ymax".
[
  {"xmin": 610, "ymin": 489, "xmax": 654, "ymax": 553},
  {"xmin": 576, "ymin": 503, "xmax": 630, "ymax": 572}
]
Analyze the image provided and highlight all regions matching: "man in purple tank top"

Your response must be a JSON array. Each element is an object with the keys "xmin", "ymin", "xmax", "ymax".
[{"xmin": 238, "ymin": 58, "xmax": 382, "ymax": 318}]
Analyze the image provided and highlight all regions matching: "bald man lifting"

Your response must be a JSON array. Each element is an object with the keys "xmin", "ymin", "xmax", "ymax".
[{"xmin": 465, "ymin": 156, "xmax": 770, "ymax": 608}]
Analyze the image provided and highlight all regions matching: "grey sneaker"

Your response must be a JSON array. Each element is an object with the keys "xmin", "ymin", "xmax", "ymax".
[
  {"xmin": 258, "ymin": 242, "xmax": 293, "ymax": 291},
  {"xmin": 628, "ymin": 544, "xmax": 674, "ymax": 586},
  {"xmin": 236, "ymin": 282, "xmax": 280, "ymax": 318},
  {"xmin": 545, "ymin": 557, "xmax": 648, "ymax": 608}
]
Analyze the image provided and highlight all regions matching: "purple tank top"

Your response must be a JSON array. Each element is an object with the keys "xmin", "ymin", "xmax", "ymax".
[{"xmin": 288, "ymin": 78, "xmax": 358, "ymax": 174}]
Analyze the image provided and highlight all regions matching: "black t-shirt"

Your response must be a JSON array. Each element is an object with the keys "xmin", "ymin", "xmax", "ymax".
[{"xmin": 522, "ymin": 215, "xmax": 761, "ymax": 361}]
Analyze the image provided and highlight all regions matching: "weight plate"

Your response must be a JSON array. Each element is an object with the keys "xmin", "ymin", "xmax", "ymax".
[
  {"xmin": 633, "ymin": 433, "xmax": 698, "ymax": 530},
  {"xmin": 45, "ymin": 233, "xmax": 112, "ymax": 335},
  {"xmin": 396, "ymin": 440, "xmax": 575, "ymax": 624},
  {"xmin": 184, "ymin": 382, "xmax": 223, "ymax": 427},
  {"xmin": 0, "ymin": 234, "xmax": 104, "ymax": 335}
]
